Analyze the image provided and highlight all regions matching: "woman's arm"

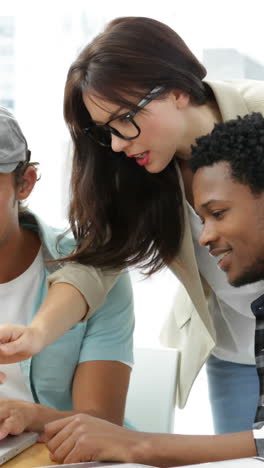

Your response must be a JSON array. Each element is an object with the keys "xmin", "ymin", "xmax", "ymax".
[
  {"xmin": 0, "ymin": 263, "xmax": 119, "ymax": 362},
  {"xmin": 0, "ymin": 283, "xmax": 87, "ymax": 362}
]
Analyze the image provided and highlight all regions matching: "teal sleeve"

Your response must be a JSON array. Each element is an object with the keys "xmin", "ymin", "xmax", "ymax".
[{"xmin": 79, "ymin": 272, "xmax": 134, "ymax": 365}]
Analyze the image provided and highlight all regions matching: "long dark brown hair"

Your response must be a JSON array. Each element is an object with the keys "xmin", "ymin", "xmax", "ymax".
[{"xmin": 63, "ymin": 16, "xmax": 208, "ymax": 274}]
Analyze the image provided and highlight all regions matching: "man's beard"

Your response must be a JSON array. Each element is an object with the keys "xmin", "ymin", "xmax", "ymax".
[{"xmin": 230, "ymin": 258, "xmax": 264, "ymax": 287}]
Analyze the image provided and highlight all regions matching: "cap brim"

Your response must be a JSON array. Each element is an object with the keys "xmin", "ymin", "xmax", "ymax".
[{"xmin": 0, "ymin": 162, "xmax": 20, "ymax": 173}]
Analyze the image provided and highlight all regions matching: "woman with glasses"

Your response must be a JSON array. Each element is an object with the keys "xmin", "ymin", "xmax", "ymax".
[
  {"xmin": 5, "ymin": 15, "xmax": 264, "ymax": 465},
  {"xmin": 58, "ymin": 13, "xmax": 264, "ymax": 435}
]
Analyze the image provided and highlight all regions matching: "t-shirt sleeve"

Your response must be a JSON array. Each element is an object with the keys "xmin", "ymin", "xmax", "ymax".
[
  {"xmin": 47, "ymin": 263, "xmax": 120, "ymax": 319},
  {"xmin": 79, "ymin": 271, "xmax": 134, "ymax": 366}
]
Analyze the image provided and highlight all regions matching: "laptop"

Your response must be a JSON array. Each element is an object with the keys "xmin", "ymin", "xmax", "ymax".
[{"xmin": 0, "ymin": 432, "xmax": 38, "ymax": 465}]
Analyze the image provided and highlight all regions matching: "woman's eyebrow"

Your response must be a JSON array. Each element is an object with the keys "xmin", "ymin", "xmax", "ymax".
[
  {"xmin": 91, "ymin": 108, "xmax": 129, "ymax": 125},
  {"xmin": 87, "ymin": 94, "xmax": 124, "ymax": 121},
  {"xmin": 108, "ymin": 106, "xmax": 132, "ymax": 120},
  {"xmin": 100, "ymin": 107, "xmax": 129, "ymax": 123},
  {"xmin": 109, "ymin": 109, "xmax": 133, "ymax": 121}
]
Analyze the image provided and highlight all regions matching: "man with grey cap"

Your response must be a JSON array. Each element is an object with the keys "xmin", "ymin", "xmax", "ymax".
[
  {"xmin": 0, "ymin": 106, "xmax": 31, "ymax": 172},
  {"xmin": 0, "ymin": 107, "xmax": 134, "ymax": 439}
]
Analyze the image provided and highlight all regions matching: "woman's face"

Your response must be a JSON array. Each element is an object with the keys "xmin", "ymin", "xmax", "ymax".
[{"xmin": 82, "ymin": 89, "xmax": 191, "ymax": 174}]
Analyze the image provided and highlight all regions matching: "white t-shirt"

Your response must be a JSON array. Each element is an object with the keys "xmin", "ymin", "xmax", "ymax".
[
  {"xmin": 188, "ymin": 203, "xmax": 263, "ymax": 364},
  {"xmin": 0, "ymin": 249, "xmax": 43, "ymax": 400}
]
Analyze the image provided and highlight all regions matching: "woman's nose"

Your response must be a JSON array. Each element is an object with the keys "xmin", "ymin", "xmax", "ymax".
[{"xmin": 111, "ymin": 134, "xmax": 131, "ymax": 153}]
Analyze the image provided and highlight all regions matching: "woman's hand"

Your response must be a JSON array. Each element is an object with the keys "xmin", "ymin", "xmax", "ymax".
[
  {"xmin": 0, "ymin": 400, "xmax": 37, "ymax": 439},
  {"xmin": 0, "ymin": 324, "xmax": 44, "ymax": 363},
  {"xmin": 0, "ymin": 284, "xmax": 89, "ymax": 365},
  {"xmin": 45, "ymin": 413, "xmax": 145, "ymax": 465}
]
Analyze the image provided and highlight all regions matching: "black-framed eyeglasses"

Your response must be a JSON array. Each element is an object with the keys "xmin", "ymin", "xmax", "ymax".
[{"xmin": 83, "ymin": 85, "xmax": 165, "ymax": 148}]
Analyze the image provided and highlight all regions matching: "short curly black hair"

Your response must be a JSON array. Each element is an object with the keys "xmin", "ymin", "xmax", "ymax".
[{"xmin": 190, "ymin": 112, "xmax": 264, "ymax": 194}]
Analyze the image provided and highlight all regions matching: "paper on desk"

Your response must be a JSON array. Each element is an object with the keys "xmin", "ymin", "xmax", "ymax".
[
  {"xmin": 36, "ymin": 459, "xmax": 264, "ymax": 468},
  {"xmin": 180, "ymin": 457, "xmax": 264, "ymax": 466},
  {"xmin": 36, "ymin": 462, "xmax": 156, "ymax": 468}
]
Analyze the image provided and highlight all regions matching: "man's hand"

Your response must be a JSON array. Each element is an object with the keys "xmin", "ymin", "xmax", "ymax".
[
  {"xmin": 0, "ymin": 324, "xmax": 44, "ymax": 363},
  {"xmin": 0, "ymin": 400, "xmax": 36, "ymax": 439},
  {"xmin": 45, "ymin": 413, "xmax": 145, "ymax": 465}
]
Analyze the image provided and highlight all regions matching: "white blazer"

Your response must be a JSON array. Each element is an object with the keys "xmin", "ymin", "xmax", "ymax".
[{"xmin": 161, "ymin": 79, "xmax": 264, "ymax": 408}]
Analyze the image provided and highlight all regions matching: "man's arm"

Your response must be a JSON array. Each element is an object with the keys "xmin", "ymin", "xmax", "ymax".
[
  {"xmin": 44, "ymin": 414, "xmax": 257, "ymax": 466},
  {"xmin": 72, "ymin": 361, "xmax": 131, "ymax": 425},
  {"xmin": 71, "ymin": 270, "xmax": 134, "ymax": 426},
  {"xmin": 0, "ymin": 360, "xmax": 131, "ymax": 439}
]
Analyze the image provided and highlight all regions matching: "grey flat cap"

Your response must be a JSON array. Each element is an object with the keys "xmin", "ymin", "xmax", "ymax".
[{"xmin": 0, "ymin": 106, "xmax": 29, "ymax": 173}]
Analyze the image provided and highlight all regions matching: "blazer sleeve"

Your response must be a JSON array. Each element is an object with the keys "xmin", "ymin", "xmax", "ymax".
[{"xmin": 47, "ymin": 263, "xmax": 120, "ymax": 320}]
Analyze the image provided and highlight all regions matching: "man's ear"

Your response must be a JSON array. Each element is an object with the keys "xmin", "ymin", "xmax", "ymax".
[
  {"xmin": 17, "ymin": 166, "xmax": 38, "ymax": 201},
  {"xmin": 172, "ymin": 89, "xmax": 190, "ymax": 109}
]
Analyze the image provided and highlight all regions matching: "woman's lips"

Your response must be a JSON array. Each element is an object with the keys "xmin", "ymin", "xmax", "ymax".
[
  {"xmin": 127, "ymin": 151, "xmax": 150, "ymax": 166},
  {"xmin": 135, "ymin": 152, "xmax": 150, "ymax": 166}
]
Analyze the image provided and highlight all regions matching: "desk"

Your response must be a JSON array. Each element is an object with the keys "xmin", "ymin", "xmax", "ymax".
[{"xmin": 4, "ymin": 443, "xmax": 55, "ymax": 468}]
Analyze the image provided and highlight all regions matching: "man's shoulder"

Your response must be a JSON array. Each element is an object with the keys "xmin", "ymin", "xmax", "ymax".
[{"xmin": 20, "ymin": 210, "xmax": 76, "ymax": 260}]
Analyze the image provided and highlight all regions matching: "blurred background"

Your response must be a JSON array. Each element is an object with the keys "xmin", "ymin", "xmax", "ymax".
[{"xmin": 1, "ymin": 0, "xmax": 264, "ymax": 435}]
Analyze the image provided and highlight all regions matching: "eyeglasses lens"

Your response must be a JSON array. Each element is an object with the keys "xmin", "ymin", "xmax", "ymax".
[{"xmin": 89, "ymin": 125, "xmax": 112, "ymax": 147}]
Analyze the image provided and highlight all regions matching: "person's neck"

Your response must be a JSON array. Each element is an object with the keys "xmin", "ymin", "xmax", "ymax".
[
  {"xmin": 0, "ymin": 228, "xmax": 41, "ymax": 284},
  {"xmin": 176, "ymin": 98, "xmax": 222, "ymax": 206},
  {"xmin": 176, "ymin": 98, "xmax": 222, "ymax": 160}
]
